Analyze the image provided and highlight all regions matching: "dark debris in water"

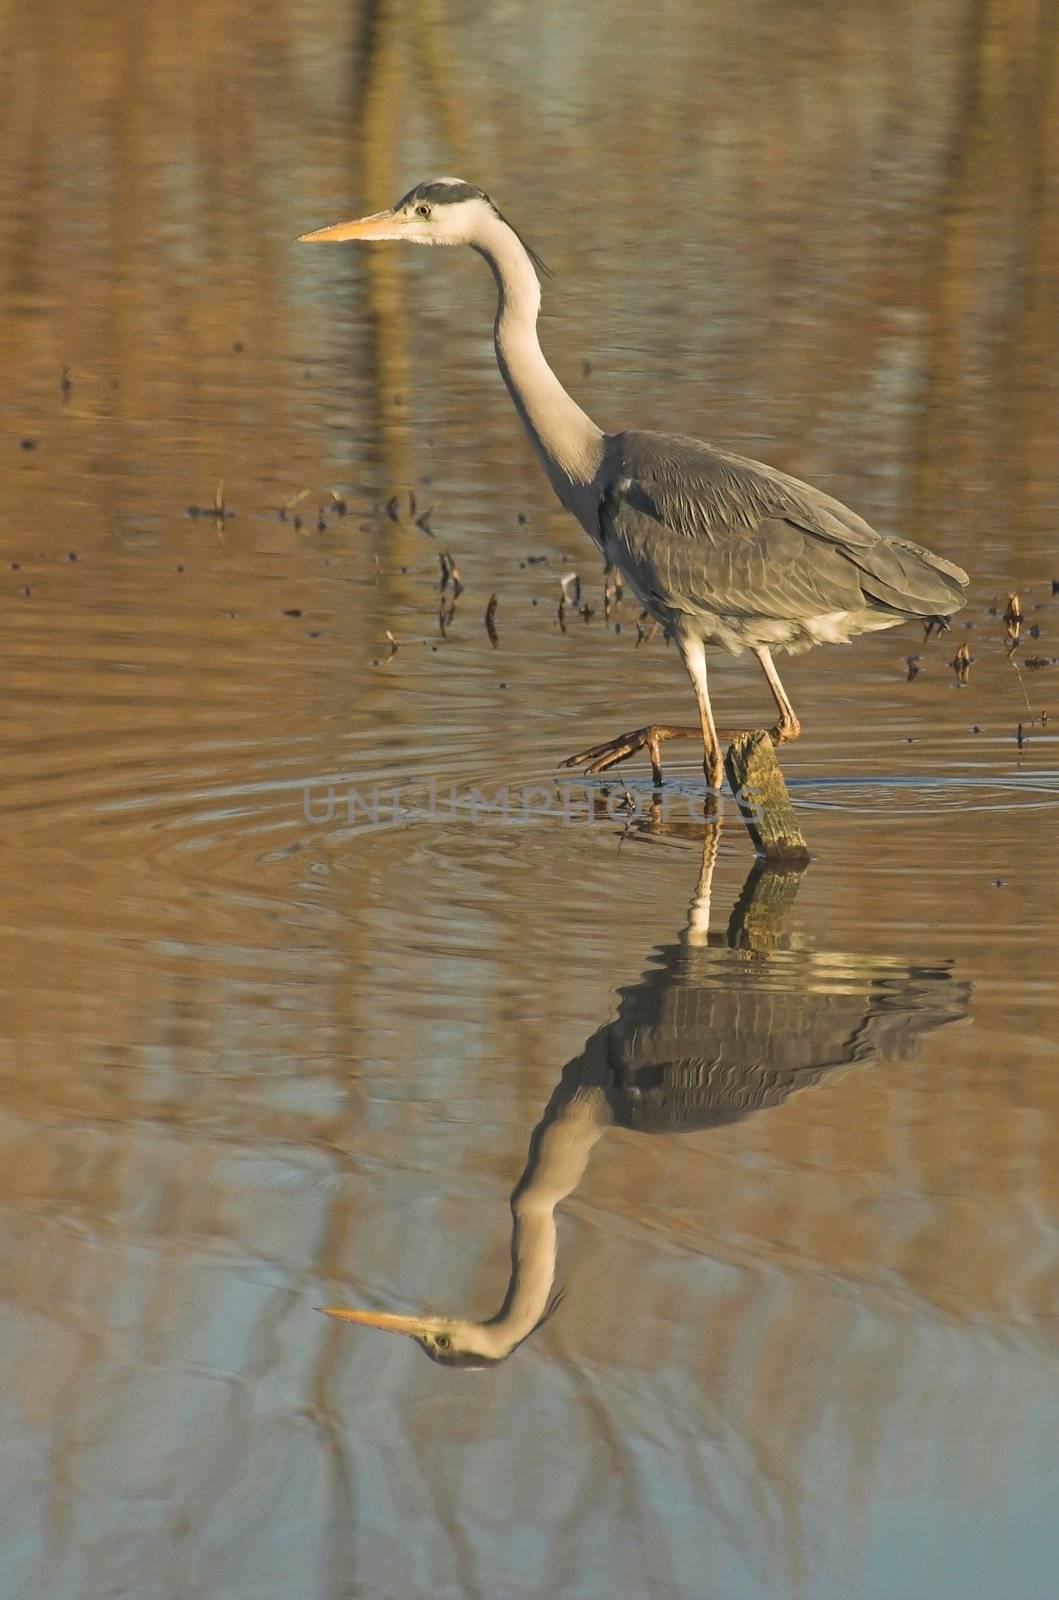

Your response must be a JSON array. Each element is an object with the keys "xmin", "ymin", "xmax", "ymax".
[
  {"xmin": 279, "ymin": 489, "xmax": 310, "ymax": 522},
  {"xmin": 187, "ymin": 482, "xmax": 234, "ymax": 527},
  {"xmin": 560, "ymin": 572, "xmax": 581, "ymax": 607},
  {"xmin": 438, "ymin": 550, "xmax": 463, "ymax": 597},
  {"xmin": 636, "ymin": 611, "xmax": 657, "ymax": 647},
  {"xmin": 950, "ymin": 642, "xmax": 973, "ymax": 685}
]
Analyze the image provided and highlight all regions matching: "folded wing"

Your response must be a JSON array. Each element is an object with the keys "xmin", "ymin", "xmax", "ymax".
[{"xmin": 601, "ymin": 431, "xmax": 969, "ymax": 622}]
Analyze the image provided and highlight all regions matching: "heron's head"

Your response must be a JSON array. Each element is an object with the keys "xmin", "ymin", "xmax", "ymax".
[
  {"xmin": 299, "ymin": 178, "xmax": 549, "ymax": 273},
  {"xmin": 318, "ymin": 1304, "xmax": 498, "ymax": 1368},
  {"xmin": 318, "ymin": 1288, "xmax": 565, "ymax": 1369}
]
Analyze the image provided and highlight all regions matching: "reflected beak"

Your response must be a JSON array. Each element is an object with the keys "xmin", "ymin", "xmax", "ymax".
[
  {"xmin": 317, "ymin": 1306, "xmax": 433, "ymax": 1337},
  {"xmin": 298, "ymin": 209, "xmax": 403, "ymax": 243}
]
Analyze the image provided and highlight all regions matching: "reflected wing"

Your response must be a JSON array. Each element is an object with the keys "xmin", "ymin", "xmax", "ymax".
[{"xmin": 592, "ymin": 946, "xmax": 969, "ymax": 1134}]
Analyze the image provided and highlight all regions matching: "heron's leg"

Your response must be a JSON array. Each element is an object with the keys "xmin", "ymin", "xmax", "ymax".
[
  {"xmin": 753, "ymin": 646, "xmax": 801, "ymax": 743},
  {"xmin": 560, "ymin": 725, "xmax": 701, "ymax": 786},
  {"xmin": 676, "ymin": 634, "xmax": 725, "ymax": 794}
]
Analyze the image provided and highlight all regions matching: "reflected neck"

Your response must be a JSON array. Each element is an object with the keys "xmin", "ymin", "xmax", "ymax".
[
  {"xmin": 473, "ymin": 215, "xmax": 604, "ymax": 505},
  {"xmin": 471, "ymin": 1093, "xmax": 605, "ymax": 1361}
]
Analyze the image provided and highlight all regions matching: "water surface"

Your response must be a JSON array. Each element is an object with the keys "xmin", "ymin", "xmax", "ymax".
[{"xmin": 1, "ymin": 2, "xmax": 1058, "ymax": 1597}]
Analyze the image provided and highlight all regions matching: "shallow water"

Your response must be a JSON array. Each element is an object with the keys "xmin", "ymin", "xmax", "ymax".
[{"xmin": 1, "ymin": 2, "xmax": 1058, "ymax": 1596}]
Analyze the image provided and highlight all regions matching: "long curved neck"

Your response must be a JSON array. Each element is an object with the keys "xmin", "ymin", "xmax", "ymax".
[
  {"xmin": 473, "ymin": 215, "xmax": 605, "ymax": 507},
  {"xmin": 471, "ymin": 1091, "xmax": 606, "ymax": 1361}
]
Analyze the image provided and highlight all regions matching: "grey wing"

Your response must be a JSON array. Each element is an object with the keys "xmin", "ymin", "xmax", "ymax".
[{"xmin": 601, "ymin": 431, "xmax": 969, "ymax": 621}]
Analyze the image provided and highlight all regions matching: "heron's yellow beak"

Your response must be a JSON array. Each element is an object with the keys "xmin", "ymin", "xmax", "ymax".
[
  {"xmin": 317, "ymin": 1306, "xmax": 433, "ymax": 1336},
  {"xmin": 298, "ymin": 209, "xmax": 403, "ymax": 243}
]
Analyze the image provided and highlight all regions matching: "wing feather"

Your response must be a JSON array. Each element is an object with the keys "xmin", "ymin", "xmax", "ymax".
[{"xmin": 601, "ymin": 431, "xmax": 969, "ymax": 621}]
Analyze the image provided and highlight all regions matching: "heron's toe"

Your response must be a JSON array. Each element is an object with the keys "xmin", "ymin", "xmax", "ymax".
[
  {"xmin": 559, "ymin": 728, "xmax": 649, "ymax": 776},
  {"xmin": 583, "ymin": 745, "xmax": 638, "ymax": 776}
]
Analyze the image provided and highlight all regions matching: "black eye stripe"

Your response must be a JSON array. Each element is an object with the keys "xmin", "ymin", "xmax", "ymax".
[{"xmin": 397, "ymin": 180, "xmax": 484, "ymax": 210}]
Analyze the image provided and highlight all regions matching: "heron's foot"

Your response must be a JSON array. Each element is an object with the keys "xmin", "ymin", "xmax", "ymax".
[
  {"xmin": 561, "ymin": 719, "xmax": 800, "ymax": 788},
  {"xmin": 559, "ymin": 724, "xmax": 701, "ymax": 787}
]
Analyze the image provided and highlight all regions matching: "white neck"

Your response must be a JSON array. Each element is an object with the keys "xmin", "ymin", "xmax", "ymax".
[
  {"xmin": 470, "ymin": 1093, "xmax": 605, "ymax": 1361},
  {"xmin": 457, "ymin": 836, "xmax": 723, "ymax": 1362},
  {"xmin": 473, "ymin": 214, "xmax": 604, "ymax": 509}
]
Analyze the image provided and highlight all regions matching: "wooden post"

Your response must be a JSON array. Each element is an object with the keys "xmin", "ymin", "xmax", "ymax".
[
  {"xmin": 725, "ymin": 859, "xmax": 807, "ymax": 950},
  {"xmin": 725, "ymin": 731, "xmax": 811, "ymax": 864}
]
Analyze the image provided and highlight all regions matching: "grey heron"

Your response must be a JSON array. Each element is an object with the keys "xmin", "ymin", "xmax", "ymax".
[
  {"xmin": 317, "ymin": 832, "xmax": 969, "ymax": 1366},
  {"xmin": 301, "ymin": 180, "xmax": 969, "ymax": 792}
]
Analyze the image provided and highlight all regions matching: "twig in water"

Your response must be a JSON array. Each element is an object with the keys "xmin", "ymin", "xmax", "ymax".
[
  {"xmin": 279, "ymin": 488, "xmax": 311, "ymax": 522},
  {"xmin": 950, "ymin": 642, "xmax": 973, "ymax": 685},
  {"xmin": 213, "ymin": 480, "xmax": 230, "ymax": 537},
  {"xmin": 439, "ymin": 595, "xmax": 458, "ymax": 637},
  {"xmin": 439, "ymin": 550, "xmax": 463, "ymax": 597}
]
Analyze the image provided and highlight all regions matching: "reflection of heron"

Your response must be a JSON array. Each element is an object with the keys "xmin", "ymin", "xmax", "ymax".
[
  {"xmin": 321, "ymin": 833, "xmax": 969, "ymax": 1366},
  {"xmin": 301, "ymin": 180, "xmax": 968, "ymax": 791}
]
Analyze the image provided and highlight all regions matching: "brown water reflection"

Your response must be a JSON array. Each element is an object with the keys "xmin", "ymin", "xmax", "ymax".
[
  {"xmin": 325, "ymin": 835, "xmax": 969, "ymax": 1369},
  {"xmin": 1, "ymin": 0, "xmax": 1059, "ymax": 1597}
]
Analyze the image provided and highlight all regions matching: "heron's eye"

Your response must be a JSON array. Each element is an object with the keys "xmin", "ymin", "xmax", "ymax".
[
  {"xmin": 415, "ymin": 204, "xmax": 431, "ymax": 219},
  {"xmin": 434, "ymin": 1332, "xmax": 451, "ymax": 1351}
]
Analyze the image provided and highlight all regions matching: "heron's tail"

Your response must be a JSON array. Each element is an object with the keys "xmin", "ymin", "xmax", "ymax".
[{"xmin": 854, "ymin": 536, "xmax": 969, "ymax": 620}]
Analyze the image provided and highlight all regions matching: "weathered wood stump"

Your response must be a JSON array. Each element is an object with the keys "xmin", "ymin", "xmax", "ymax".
[
  {"xmin": 726, "ymin": 858, "xmax": 807, "ymax": 949},
  {"xmin": 724, "ymin": 730, "xmax": 810, "ymax": 865}
]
